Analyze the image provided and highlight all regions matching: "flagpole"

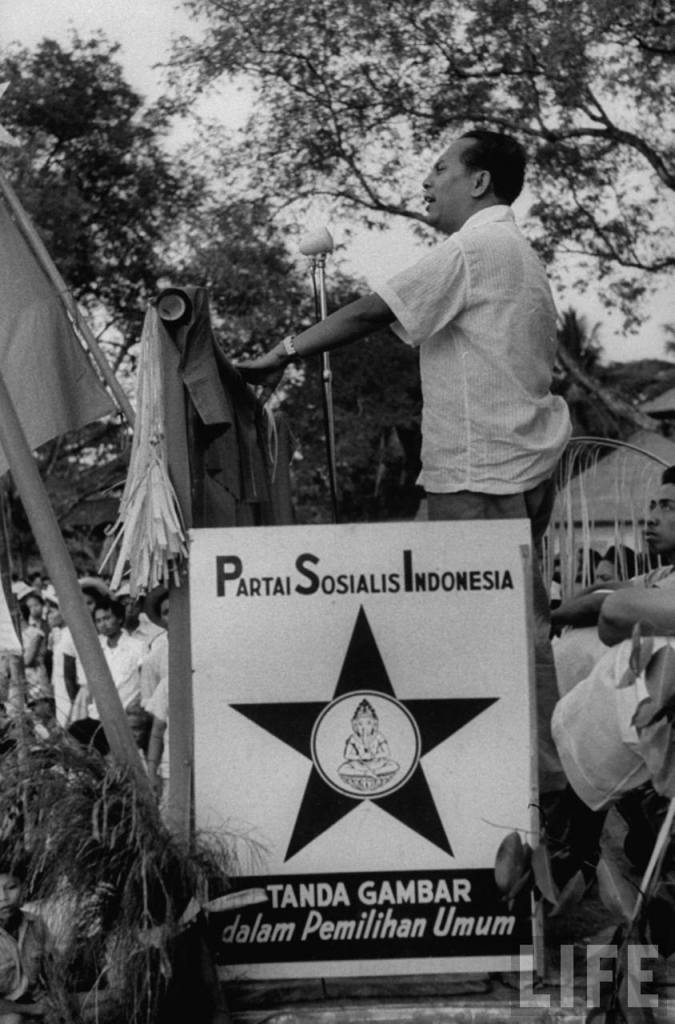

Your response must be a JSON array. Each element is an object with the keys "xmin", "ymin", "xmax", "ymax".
[
  {"xmin": 0, "ymin": 172, "xmax": 135, "ymax": 426},
  {"xmin": 0, "ymin": 368, "xmax": 149, "ymax": 790}
]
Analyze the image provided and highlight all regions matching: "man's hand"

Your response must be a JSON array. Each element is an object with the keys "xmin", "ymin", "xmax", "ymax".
[{"xmin": 237, "ymin": 346, "xmax": 288, "ymax": 384}]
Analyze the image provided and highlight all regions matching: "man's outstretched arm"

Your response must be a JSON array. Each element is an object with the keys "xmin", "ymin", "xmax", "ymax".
[
  {"xmin": 598, "ymin": 588, "xmax": 675, "ymax": 646},
  {"xmin": 237, "ymin": 293, "xmax": 395, "ymax": 382},
  {"xmin": 550, "ymin": 582, "xmax": 625, "ymax": 632}
]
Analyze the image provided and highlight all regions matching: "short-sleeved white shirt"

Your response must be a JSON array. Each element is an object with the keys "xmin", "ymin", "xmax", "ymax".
[
  {"xmin": 90, "ymin": 632, "xmax": 143, "ymax": 720},
  {"xmin": 376, "ymin": 206, "xmax": 571, "ymax": 494}
]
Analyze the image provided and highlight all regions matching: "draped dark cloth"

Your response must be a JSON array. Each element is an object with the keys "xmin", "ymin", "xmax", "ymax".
[{"xmin": 158, "ymin": 286, "xmax": 293, "ymax": 528}]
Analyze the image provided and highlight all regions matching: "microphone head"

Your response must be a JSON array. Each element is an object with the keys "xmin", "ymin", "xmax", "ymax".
[
  {"xmin": 298, "ymin": 226, "xmax": 334, "ymax": 256},
  {"xmin": 156, "ymin": 288, "xmax": 192, "ymax": 325}
]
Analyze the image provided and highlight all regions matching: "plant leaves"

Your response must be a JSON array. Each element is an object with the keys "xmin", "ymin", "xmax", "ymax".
[
  {"xmin": 504, "ymin": 843, "xmax": 534, "ymax": 901},
  {"xmin": 618, "ymin": 667, "xmax": 637, "ymax": 689},
  {"xmin": 597, "ymin": 854, "xmax": 638, "ymax": 922},
  {"xmin": 506, "ymin": 867, "xmax": 534, "ymax": 902},
  {"xmin": 494, "ymin": 830, "xmax": 525, "ymax": 893},
  {"xmin": 632, "ymin": 697, "xmax": 657, "ymax": 730},
  {"xmin": 531, "ymin": 843, "xmax": 560, "ymax": 905},
  {"xmin": 616, "ymin": 947, "xmax": 657, "ymax": 1024},
  {"xmin": 550, "ymin": 868, "xmax": 586, "ymax": 917},
  {"xmin": 643, "ymin": 643, "xmax": 675, "ymax": 713},
  {"xmin": 629, "ymin": 621, "xmax": 655, "ymax": 678},
  {"xmin": 645, "ymin": 893, "xmax": 675, "ymax": 957},
  {"xmin": 203, "ymin": 888, "xmax": 269, "ymax": 913}
]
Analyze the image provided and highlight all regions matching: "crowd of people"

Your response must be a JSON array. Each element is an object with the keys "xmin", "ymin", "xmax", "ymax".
[
  {"xmin": 0, "ymin": 574, "xmax": 170, "ymax": 807},
  {"xmin": 1, "ymin": 124, "xmax": 674, "ymax": 1013},
  {"xmin": 0, "ymin": 575, "xmax": 172, "ymax": 1019},
  {"xmin": 544, "ymin": 465, "xmax": 675, "ymax": 881}
]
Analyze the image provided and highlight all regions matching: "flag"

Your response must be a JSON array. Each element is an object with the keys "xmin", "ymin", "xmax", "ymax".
[{"xmin": 0, "ymin": 190, "xmax": 115, "ymax": 476}]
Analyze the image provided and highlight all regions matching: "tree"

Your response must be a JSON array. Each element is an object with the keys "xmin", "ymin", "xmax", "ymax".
[
  {"xmin": 167, "ymin": 197, "xmax": 310, "ymax": 356},
  {"xmin": 0, "ymin": 34, "xmax": 418, "ymax": 545},
  {"xmin": 553, "ymin": 308, "xmax": 658, "ymax": 438},
  {"xmin": 172, "ymin": 0, "xmax": 674, "ymax": 327},
  {"xmin": 0, "ymin": 33, "xmax": 202, "ymax": 373},
  {"xmin": 0, "ymin": 34, "xmax": 206, "ymax": 566}
]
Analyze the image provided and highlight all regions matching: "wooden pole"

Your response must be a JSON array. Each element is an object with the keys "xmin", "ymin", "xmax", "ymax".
[
  {"xmin": 313, "ymin": 255, "xmax": 338, "ymax": 522},
  {"xmin": 0, "ymin": 369, "xmax": 149, "ymax": 790},
  {"xmin": 159, "ymin": 315, "xmax": 194, "ymax": 843},
  {"xmin": 0, "ymin": 172, "xmax": 135, "ymax": 426}
]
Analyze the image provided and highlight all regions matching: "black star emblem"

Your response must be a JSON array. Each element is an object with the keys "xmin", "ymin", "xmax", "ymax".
[{"xmin": 231, "ymin": 607, "xmax": 497, "ymax": 861}]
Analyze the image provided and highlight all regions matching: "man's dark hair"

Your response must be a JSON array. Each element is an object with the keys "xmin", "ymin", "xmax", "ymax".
[
  {"xmin": 460, "ymin": 129, "xmax": 526, "ymax": 204},
  {"xmin": 662, "ymin": 466, "xmax": 675, "ymax": 486},
  {"xmin": 96, "ymin": 596, "xmax": 126, "ymax": 622},
  {"xmin": 0, "ymin": 849, "xmax": 28, "ymax": 882}
]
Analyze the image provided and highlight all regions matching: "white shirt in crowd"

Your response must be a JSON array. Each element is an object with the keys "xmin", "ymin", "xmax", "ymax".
[{"xmin": 89, "ymin": 631, "xmax": 144, "ymax": 721}]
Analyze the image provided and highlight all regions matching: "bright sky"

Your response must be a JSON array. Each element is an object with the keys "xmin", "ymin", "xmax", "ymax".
[{"xmin": 1, "ymin": 0, "xmax": 673, "ymax": 364}]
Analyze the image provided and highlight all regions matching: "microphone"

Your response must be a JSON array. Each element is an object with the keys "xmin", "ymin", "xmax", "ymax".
[
  {"xmin": 156, "ymin": 287, "xmax": 192, "ymax": 325},
  {"xmin": 299, "ymin": 226, "xmax": 334, "ymax": 256}
]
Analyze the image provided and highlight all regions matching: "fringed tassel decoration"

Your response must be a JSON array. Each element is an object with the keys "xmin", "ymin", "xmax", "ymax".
[
  {"xmin": 546, "ymin": 436, "xmax": 668, "ymax": 601},
  {"xmin": 101, "ymin": 308, "xmax": 188, "ymax": 596}
]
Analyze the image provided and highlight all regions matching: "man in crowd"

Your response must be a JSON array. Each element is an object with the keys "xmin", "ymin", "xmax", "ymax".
[
  {"xmin": 239, "ymin": 129, "xmax": 571, "ymax": 793},
  {"xmin": 69, "ymin": 597, "xmax": 148, "ymax": 755},
  {"xmin": 550, "ymin": 465, "xmax": 675, "ymax": 696},
  {"xmin": 550, "ymin": 468, "xmax": 675, "ymax": 876}
]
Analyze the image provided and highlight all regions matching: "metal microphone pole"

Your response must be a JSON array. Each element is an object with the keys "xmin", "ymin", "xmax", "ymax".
[{"xmin": 300, "ymin": 227, "xmax": 339, "ymax": 523}]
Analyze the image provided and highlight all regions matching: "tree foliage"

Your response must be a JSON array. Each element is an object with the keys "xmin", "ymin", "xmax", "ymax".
[
  {"xmin": 167, "ymin": 197, "xmax": 310, "ymax": 357},
  {"xmin": 0, "ymin": 33, "xmax": 421, "ymax": 553},
  {"xmin": 0, "ymin": 34, "xmax": 201, "ymax": 366},
  {"xmin": 174, "ymin": 0, "xmax": 674, "ymax": 325},
  {"xmin": 0, "ymin": 35, "xmax": 198, "ymax": 566}
]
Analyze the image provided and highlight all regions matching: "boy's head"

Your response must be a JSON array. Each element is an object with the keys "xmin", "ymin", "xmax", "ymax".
[
  {"xmin": 19, "ymin": 591, "xmax": 44, "ymax": 623},
  {"xmin": 94, "ymin": 597, "xmax": 126, "ymax": 639},
  {"xmin": 28, "ymin": 694, "xmax": 54, "ymax": 724},
  {"xmin": 78, "ymin": 576, "xmax": 109, "ymax": 617},
  {"xmin": 0, "ymin": 862, "xmax": 26, "ymax": 925},
  {"xmin": 45, "ymin": 597, "xmax": 64, "ymax": 630}
]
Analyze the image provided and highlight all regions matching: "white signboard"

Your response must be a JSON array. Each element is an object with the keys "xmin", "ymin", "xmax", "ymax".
[{"xmin": 190, "ymin": 521, "xmax": 536, "ymax": 979}]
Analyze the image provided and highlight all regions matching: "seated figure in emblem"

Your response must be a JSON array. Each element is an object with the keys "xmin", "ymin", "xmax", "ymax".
[{"xmin": 338, "ymin": 698, "xmax": 399, "ymax": 792}]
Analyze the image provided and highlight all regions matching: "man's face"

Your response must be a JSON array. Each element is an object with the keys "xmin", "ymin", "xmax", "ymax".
[
  {"xmin": 422, "ymin": 138, "xmax": 483, "ymax": 235},
  {"xmin": 0, "ymin": 873, "xmax": 22, "ymax": 924},
  {"xmin": 95, "ymin": 607, "xmax": 123, "ymax": 639},
  {"xmin": 26, "ymin": 595, "xmax": 43, "ymax": 620},
  {"xmin": 645, "ymin": 484, "xmax": 675, "ymax": 561},
  {"xmin": 46, "ymin": 604, "xmax": 63, "ymax": 629}
]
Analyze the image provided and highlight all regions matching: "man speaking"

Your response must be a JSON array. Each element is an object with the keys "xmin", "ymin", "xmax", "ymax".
[{"xmin": 238, "ymin": 129, "xmax": 571, "ymax": 794}]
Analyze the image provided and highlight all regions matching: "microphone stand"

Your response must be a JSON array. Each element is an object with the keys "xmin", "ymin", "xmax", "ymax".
[{"xmin": 310, "ymin": 252, "xmax": 339, "ymax": 523}]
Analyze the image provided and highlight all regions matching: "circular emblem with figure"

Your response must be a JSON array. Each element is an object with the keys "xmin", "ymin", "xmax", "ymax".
[{"xmin": 311, "ymin": 691, "xmax": 421, "ymax": 798}]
